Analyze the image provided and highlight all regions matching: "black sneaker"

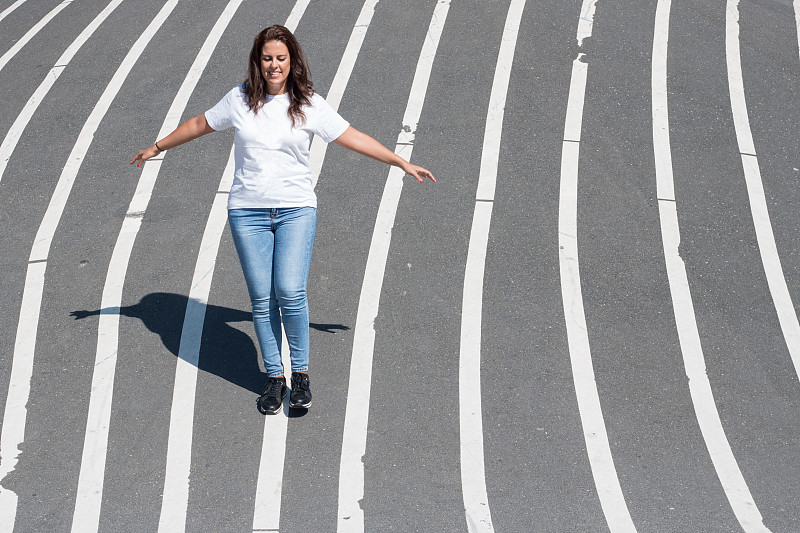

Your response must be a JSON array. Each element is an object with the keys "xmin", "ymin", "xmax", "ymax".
[
  {"xmin": 290, "ymin": 372, "xmax": 312, "ymax": 408},
  {"xmin": 257, "ymin": 376, "xmax": 286, "ymax": 415}
]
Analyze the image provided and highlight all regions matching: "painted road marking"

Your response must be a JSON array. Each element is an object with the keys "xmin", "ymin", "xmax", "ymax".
[
  {"xmin": 309, "ymin": 0, "xmax": 379, "ymax": 189},
  {"xmin": 0, "ymin": 0, "xmax": 72, "ymax": 73},
  {"xmin": 65, "ymin": 2, "xmax": 183, "ymax": 531},
  {"xmin": 337, "ymin": 1, "xmax": 451, "ymax": 531},
  {"xmin": 0, "ymin": 0, "xmax": 126, "ymax": 183},
  {"xmin": 653, "ymin": 1, "xmax": 770, "ymax": 530},
  {"xmin": 725, "ymin": 0, "xmax": 800, "ymax": 382},
  {"xmin": 459, "ymin": 0, "xmax": 526, "ymax": 531},
  {"xmin": 558, "ymin": 1, "xmax": 636, "ymax": 531},
  {"xmin": 0, "ymin": 0, "xmax": 29, "ymax": 24}
]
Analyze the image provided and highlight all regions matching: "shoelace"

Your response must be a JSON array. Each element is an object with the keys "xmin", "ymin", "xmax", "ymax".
[
  {"xmin": 292, "ymin": 374, "xmax": 309, "ymax": 392},
  {"xmin": 263, "ymin": 378, "xmax": 284, "ymax": 397}
]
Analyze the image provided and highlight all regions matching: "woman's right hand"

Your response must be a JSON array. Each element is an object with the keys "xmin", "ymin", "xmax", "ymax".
[
  {"xmin": 130, "ymin": 145, "xmax": 162, "ymax": 167},
  {"xmin": 130, "ymin": 114, "xmax": 215, "ymax": 167}
]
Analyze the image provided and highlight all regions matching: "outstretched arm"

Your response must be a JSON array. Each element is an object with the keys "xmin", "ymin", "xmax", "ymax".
[
  {"xmin": 130, "ymin": 113, "xmax": 216, "ymax": 167},
  {"xmin": 332, "ymin": 126, "xmax": 435, "ymax": 183}
]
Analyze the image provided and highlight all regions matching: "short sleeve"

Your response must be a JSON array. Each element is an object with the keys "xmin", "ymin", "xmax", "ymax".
[
  {"xmin": 204, "ymin": 87, "xmax": 238, "ymax": 131},
  {"xmin": 311, "ymin": 93, "xmax": 350, "ymax": 143}
]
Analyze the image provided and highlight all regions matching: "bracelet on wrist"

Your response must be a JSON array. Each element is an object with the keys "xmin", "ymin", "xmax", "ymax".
[{"xmin": 155, "ymin": 141, "xmax": 165, "ymax": 152}]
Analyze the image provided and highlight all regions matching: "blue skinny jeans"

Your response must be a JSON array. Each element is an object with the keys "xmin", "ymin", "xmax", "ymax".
[{"xmin": 228, "ymin": 207, "xmax": 316, "ymax": 377}]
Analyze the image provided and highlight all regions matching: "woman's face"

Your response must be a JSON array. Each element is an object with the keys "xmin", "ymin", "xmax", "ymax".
[{"xmin": 261, "ymin": 39, "xmax": 291, "ymax": 95}]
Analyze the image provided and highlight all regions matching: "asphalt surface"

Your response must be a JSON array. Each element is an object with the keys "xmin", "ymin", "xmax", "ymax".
[{"xmin": 1, "ymin": 0, "xmax": 799, "ymax": 531}]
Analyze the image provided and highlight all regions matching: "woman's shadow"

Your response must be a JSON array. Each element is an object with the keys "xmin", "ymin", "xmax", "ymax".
[{"xmin": 71, "ymin": 292, "xmax": 349, "ymax": 414}]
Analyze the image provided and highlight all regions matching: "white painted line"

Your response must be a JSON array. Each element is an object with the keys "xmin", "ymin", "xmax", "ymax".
[
  {"xmin": 336, "ymin": 150, "xmax": 404, "ymax": 533},
  {"xmin": 0, "ymin": 0, "xmax": 126, "ymax": 184},
  {"xmin": 283, "ymin": 0, "xmax": 310, "ymax": 34},
  {"xmin": 309, "ymin": 0, "xmax": 378, "ymax": 188},
  {"xmin": 459, "ymin": 1, "xmax": 525, "ymax": 531},
  {"xmin": 559, "ymin": 143, "xmax": 636, "ymax": 533},
  {"xmin": 248, "ymin": 4, "xmax": 312, "ymax": 531},
  {"xmin": 659, "ymin": 203, "xmax": 772, "ymax": 533},
  {"xmin": 30, "ymin": 0, "xmax": 177, "ymax": 264},
  {"xmin": 0, "ymin": 2, "xmax": 127, "ymax": 527},
  {"xmin": 0, "ymin": 0, "xmax": 28, "ymax": 23},
  {"xmin": 795, "ymin": 0, "xmax": 800, "ymax": 64},
  {"xmin": 563, "ymin": 59, "xmax": 587, "ymax": 144},
  {"xmin": 576, "ymin": 0, "xmax": 597, "ymax": 47},
  {"xmin": 337, "ymin": 2, "xmax": 450, "ymax": 531},
  {"xmin": 0, "ymin": 0, "xmax": 72, "ymax": 72},
  {"xmin": 0, "ymin": 261, "xmax": 45, "ymax": 533},
  {"xmin": 42, "ymin": 0, "xmax": 244, "ymax": 530},
  {"xmin": 157, "ymin": 154, "xmax": 239, "ymax": 533},
  {"xmin": 459, "ymin": 200, "xmax": 494, "ymax": 533},
  {"xmin": 726, "ymin": 0, "xmax": 800, "ymax": 381},
  {"xmin": 557, "ymin": 2, "xmax": 636, "ymax": 531},
  {"xmin": 252, "ymin": 332, "xmax": 291, "ymax": 533},
  {"xmin": 0, "ymin": 0, "xmax": 151, "ymax": 530},
  {"xmin": 61, "ymin": 3, "xmax": 182, "ymax": 532},
  {"xmin": 653, "ymin": 2, "xmax": 771, "ymax": 531},
  {"xmin": 474, "ymin": 0, "xmax": 525, "ymax": 201},
  {"xmin": 725, "ymin": 1, "xmax": 755, "ymax": 156},
  {"xmin": 251, "ymin": 1, "xmax": 398, "ymax": 531}
]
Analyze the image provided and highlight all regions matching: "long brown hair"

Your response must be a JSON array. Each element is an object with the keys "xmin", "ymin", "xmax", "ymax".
[{"xmin": 242, "ymin": 25, "xmax": 313, "ymax": 126}]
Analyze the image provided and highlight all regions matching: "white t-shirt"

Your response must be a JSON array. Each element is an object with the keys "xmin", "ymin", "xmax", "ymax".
[{"xmin": 205, "ymin": 86, "xmax": 349, "ymax": 209}]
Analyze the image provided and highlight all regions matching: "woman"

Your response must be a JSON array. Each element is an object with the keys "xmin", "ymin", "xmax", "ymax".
[{"xmin": 131, "ymin": 25, "xmax": 435, "ymax": 415}]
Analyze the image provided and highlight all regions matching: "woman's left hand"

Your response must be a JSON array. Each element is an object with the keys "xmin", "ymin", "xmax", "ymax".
[
  {"xmin": 332, "ymin": 127, "xmax": 436, "ymax": 183},
  {"xmin": 402, "ymin": 162, "xmax": 436, "ymax": 183}
]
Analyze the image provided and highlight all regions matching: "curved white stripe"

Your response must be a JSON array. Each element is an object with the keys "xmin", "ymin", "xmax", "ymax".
[
  {"xmin": 0, "ymin": 0, "xmax": 126, "ymax": 525},
  {"xmin": 726, "ymin": 0, "xmax": 800, "ymax": 380},
  {"xmin": 0, "ymin": 0, "xmax": 126, "ymax": 184},
  {"xmin": 795, "ymin": 0, "xmax": 800, "ymax": 64},
  {"xmin": 0, "ymin": 261, "xmax": 45, "ymax": 533},
  {"xmin": 249, "ymin": 3, "xmax": 312, "ymax": 529},
  {"xmin": 252, "ymin": 328, "xmax": 291, "ymax": 533},
  {"xmin": 576, "ymin": 0, "xmax": 597, "ymax": 47},
  {"xmin": 474, "ymin": 0, "xmax": 525, "ymax": 201},
  {"xmin": 460, "ymin": 202, "xmax": 494, "ymax": 532},
  {"xmin": 143, "ymin": 4, "xmax": 313, "ymax": 532},
  {"xmin": 283, "ymin": 0, "xmax": 309, "ymax": 34},
  {"xmin": 337, "ymin": 2, "xmax": 450, "ymax": 531},
  {"xmin": 136, "ymin": 1, "xmax": 367, "ymax": 529},
  {"xmin": 251, "ymin": 1, "xmax": 397, "ymax": 530},
  {"xmin": 459, "ymin": 1, "xmax": 525, "ymax": 531},
  {"xmin": 309, "ymin": 0, "xmax": 378, "ymax": 188},
  {"xmin": 0, "ymin": 0, "xmax": 153, "ymax": 530},
  {"xmin": 0, "ymin": 0, "xmax": 28, "ymax": 23},
  {"xmin": 653, "ymin": 1, "xmax": 770, "ymax": 531},
  {"xmin": 66, "ymin": 0, "xmax": 252, "ymax": 531},
  {"xmin": 0, "ymin": 0, "xmax": 71, "ymax": 72},
  {"xmin": 61, "ymin": 3, "xmax": 182, "ymax": 532},
  {"xmin": 159, "ymin": 148, "xmax": 236, "ymax": 533},
  {"xmin": 557, "ymin": 2, "xmax": 636, "ymax": 531}
]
